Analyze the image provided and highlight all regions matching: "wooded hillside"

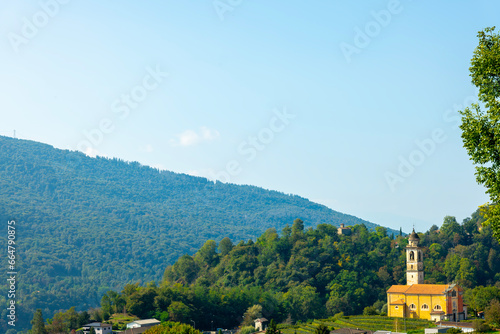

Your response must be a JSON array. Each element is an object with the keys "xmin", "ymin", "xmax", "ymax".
[{"xmin": 0, "ymin": 135, "xmax": 388, "ymax": 330}]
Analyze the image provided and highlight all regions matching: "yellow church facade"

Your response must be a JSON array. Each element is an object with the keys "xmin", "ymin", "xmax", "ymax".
[{"xmin": 386, "ymin": 230, "xmax": 467, "ymax": 322}]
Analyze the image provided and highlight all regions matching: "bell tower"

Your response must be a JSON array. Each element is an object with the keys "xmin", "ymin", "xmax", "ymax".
[{"xmin": 406, "ymin": 229, "xmax": 423, "ymax": 285}]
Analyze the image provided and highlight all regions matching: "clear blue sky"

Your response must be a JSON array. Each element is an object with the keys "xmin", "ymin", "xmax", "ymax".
[{"xmin": 1, "ymin": 0, "xmax": 498, "ymax": 233}]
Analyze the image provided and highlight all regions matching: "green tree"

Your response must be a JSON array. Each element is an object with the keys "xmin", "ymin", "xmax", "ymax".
[
  {"xmin": 196, "ymin": 240, "xmax": 219, "ymax": 267},
  {"xmin": 456, "ymin": 257, "xmax": 477, "ymax": 288},
  {"xmin": 31, "ymin": 309, "xmax": 48, "ymax": 334},
  {"xmin": 291, "ymin": 218, "xmax": 305, "ymax": 243},
  {"xmin": 218, "ymin": 237, "xmax": 233, "ymax": 256},
  {"xmin": 428, "ymin": 243, "xmax": 444, "ymax": 260},
  {"xmin": 315, "ymin": 324, "xmax": 330, "ymax": 334},
  {"xmin": 169, "ymin": 254, "xmax": 199, "ymax": 284},
  {"xmin": 90, "ymin": 328, "xmax": 97, "ymax": 334},
  {"xmin": 48, "ymin": 312, "xmax": 68, "ymax": 334},
  {"xmin": 266, "ymin": 319, "xmax": 281, "ymax": 334},
  {"xmin": 473, "ymin": 319, "xmax": 491, "ymax": 333},
  {"xmin": 64, "ymin": 307, "xmax": 79, "ymax": 330},
  {"xmin": 441, "ymin": 216, "xmax": 462, "ymax": 243},
  {"xmin": 444, "ymin": 253, "xmax": 461, "ymax": 282},
  {"xmin": 77, "ymin": 311, "xmax": 90, "ymax": 327},
  {"xmin": 459, "ymin": 27, "xmax": 500, "ymax": 242},
  {"xmin": 488, "ymin": 248, "xmax": 500, "ymax": 273},
  {"xmin": 240, "ymin": 326, "xmax": 257, "ymax": 334},
  {"xmin": 464, "ymin": 286, "xmax": 500, "ymax": 316},
  {"xmin": 168, "ymin": 301, "xmax": 191, "ymax": 323},
  {"xmin": 142, "ymin": 322, "xmax": 200, "ymax": 334},
  {"xmin": 242, "ymin": 304, "xmax": 263, "ymax": 326},
  {"xmin": 485, "ymin": 299, "xmax": 500, "ymax": 327},
  {"xmin": 363, "ymin": 306, "xmax": 378, "ymax": 315},
  {"xmin": 126, "ymin": 287, "xmax": 158, "ymax": 319},
  {"xmin": 283, "ymin": 285, "xmax": 321, "ymax": 322},
  {"xmin": 101, "ymin": 294, "xmax": 112, "ymax": 320}
]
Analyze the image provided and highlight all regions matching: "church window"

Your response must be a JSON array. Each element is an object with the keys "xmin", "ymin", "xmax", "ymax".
[
  {"xmin": 395, "ymin": 306, "xmax": 399, "ymax": 309},
  {"xmin": 411, "ymin": 265, "xmax": 413, "ymax": 269},
  {"xmin": 410, "ymin": 251, "xmax": 415, "ymax": 260},
  {"xmin": 418, "ymin": 251, "xmax": 422, "ymax": 261},
  {"xmin": 409, "ymin": 303, "xmax": 416, "ymax": 310},
  {"xmin": 452, "ymin": 290, "xmax": 457, "ymax": 297},
  {"xmin": 434, "ymin": 305, "xmax": 442, "ymax": 311},
  {"xmin": 421, "ymin": 304, "xmax": 429, "ymax": 310}
]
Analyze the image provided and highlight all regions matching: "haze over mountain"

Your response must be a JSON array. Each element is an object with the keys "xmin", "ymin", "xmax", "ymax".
[{"xmin": 0, "ymin": 135, "xmax": 395, "ymax": 325}]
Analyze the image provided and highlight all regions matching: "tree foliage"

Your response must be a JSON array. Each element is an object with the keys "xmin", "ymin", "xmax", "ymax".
[
  {"xmin": 485, "ymin": 299, "xmax": 500, "ymax": 327},
  {"xmin": 0, "ymin": 135, "xmax": 390, "ymax": 331},
  {"xmin": 459, "ymin": 27, "xmax": 500, "ymax": 242},
  {"xmin": 315, "ymin": 323, "xmax": 330, "ymax": 334},
  {"xmin": 31, "ymin": 309, "xmax": 47, "ymax": 334},
  {"xmin": 242, "ymin": 304, "xmax": 263, "ymax": 326},
  {"xmin": 144, "ymin": 322, "xmax": 201, "ymax": 334},
  {"xmin": 266, "ymin": 319, "xmax": 281, "ymax": 334},
  {"xmin": 36, "ymin": 210, "xmax": 500, "ymax": 332}
]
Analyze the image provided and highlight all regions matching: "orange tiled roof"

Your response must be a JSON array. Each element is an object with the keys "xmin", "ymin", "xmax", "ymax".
[
  {"xmin": 406, "ymin": 284, "xmax": 450, "ymax": 295},
  {"xmin": 388, "ymin": 284, "xmax": 453, "ymax": 295},
  {"xmin": 387, "ymin": 285, "xmax": 410, "ymax": 293},
  {"xmin": 390, "ymin": 298, "xmax": 406, "ymax": 305}
]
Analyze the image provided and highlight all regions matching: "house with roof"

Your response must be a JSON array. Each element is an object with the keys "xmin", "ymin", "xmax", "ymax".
[
  {"xmin": 387, "ymin": 230, "xmax": 467, "ymax": 322},
  {"xmin": 126, "ymin": 319, "xmax": 161, "ymax": 329},
  {"xmin": 254, "ymin": 318, "xmax": 268, "ymax": 331},
  {"xmin": 337, "ymin": 223, "xmax": 351, "ymax": 235},
  {"xmin": 82, "ymin": 322, "xmax": 113, "ymax": 334}
]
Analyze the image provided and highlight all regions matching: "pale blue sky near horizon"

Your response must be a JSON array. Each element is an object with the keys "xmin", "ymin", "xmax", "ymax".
[{"xmin": 1, "ymin": 0, "xmax": 498, "ymax": 233}]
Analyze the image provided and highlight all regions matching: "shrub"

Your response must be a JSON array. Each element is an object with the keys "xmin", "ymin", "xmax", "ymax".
[
  {"xmin": 473, "ymin": 319, "xmax": 491, "ymax": 333},
  {"xmin": 333, "ymin": 312, "xmax": 344, "ymax": 320},
  {"xmin": 363, "ymin": 306, "xmax": 378, "ymax": 316},
  {"xmin": 239, "ymin": 326, "xmax": 257, "ymax": 334}
]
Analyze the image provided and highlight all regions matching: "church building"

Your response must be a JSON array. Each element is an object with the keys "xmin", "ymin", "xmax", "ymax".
[{"xmin": 387, "ymin": 230, "xmax": 467, "ymax": 322}]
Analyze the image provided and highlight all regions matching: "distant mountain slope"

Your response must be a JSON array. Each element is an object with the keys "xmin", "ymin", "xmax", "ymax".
[{"xmin": 0, "ymin": 135, "xmax": 393, "ymax": 326}]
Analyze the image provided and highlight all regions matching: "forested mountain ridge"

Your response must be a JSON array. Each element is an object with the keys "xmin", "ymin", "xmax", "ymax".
[
  {"xmin": 39, "ymin": 213, "xmax": 500, "ymax": 334},
  {"xmin": 0, "ymin": 135, "xmax": 390, "ymax": 329}
]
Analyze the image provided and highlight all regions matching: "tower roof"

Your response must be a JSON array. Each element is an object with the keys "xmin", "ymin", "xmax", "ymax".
[{"xmin": 408, "ymin": 229, "xmax": 420, "ymax": 241}]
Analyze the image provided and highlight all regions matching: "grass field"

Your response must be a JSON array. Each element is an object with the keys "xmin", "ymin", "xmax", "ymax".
[
  {"xmin": 107, "ymin": 313, "xmax": 140, "ymax": 330},
  {"xmin": 280, "ymin": 316, "xmax": 435, "ymax": 334}
]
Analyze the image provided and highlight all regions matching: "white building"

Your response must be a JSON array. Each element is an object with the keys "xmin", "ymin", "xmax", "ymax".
[
  {"xmin": 126, "ymin": 319, "xmax": 161, "ymax": 329},
  {"xmin": 82, "ymin": 322, "xmax": 113, "ymax": 334}
]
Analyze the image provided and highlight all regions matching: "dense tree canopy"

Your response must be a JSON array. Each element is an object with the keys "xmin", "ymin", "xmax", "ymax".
[
  {"xmin": 0, "ymin": 135, "xmax": 388, "ymax": 331},
  {"xmin": 36, "ymin": 211, "xmax": 500, "ymax": 333},
  {"xmin": 460, "ymin": 27, "xmax": 500, "ymax": 241}
]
